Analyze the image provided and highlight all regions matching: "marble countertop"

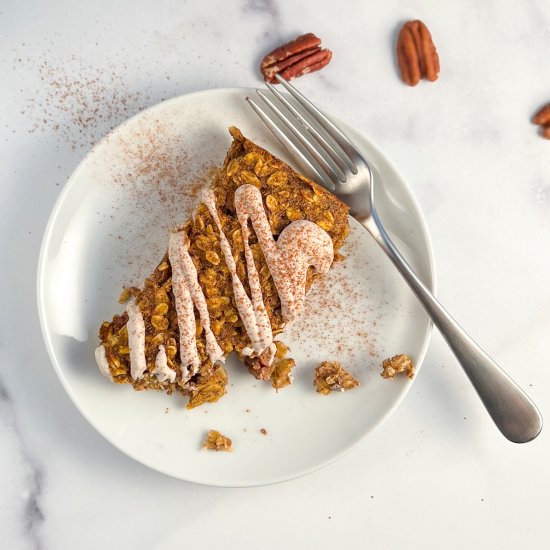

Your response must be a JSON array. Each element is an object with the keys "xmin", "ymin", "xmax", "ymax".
[{"xmin": 1, "ymin": 0, "xmax": 549, "ymax": 548}]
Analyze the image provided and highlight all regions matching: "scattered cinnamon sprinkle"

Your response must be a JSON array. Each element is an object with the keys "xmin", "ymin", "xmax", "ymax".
[
  {"xmin": 288, "ymin": 246, "xmax": 383, "ymax": 363},
  {"xmin": 20, "ymin": 56, "xmax": 151, "ymax": 150},
  {"xmin": 99, "ymin": 114, "xmax": 219, "ymax": 285},
  {"xmin": 14, "ymin": 52, "xmax": 218, "ymax": 287},
  {"xmin": 260, "ymin": 428, "xmax": 268, "ymax": 435}
]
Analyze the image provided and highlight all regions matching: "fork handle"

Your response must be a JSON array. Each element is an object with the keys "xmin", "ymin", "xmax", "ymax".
[{"xmin": 361, "ymin": 214, "xmax": 542, "ymax": 443}]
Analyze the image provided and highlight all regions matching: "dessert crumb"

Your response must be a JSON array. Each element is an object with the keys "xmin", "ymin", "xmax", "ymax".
[
  {"xmin": 381, "ymin": 354, "xmax": 415, "ymax": 379},
  {"xmin": 270, "ymin": 354, "xmax": 296, "ymax": 392},
  {"xmin": 203, "ymin": 430, "xmax": 233, "ymax": 452},
  {"xmin": 314, "ymin": 361, "xmax": 359, "ymax": 395}
]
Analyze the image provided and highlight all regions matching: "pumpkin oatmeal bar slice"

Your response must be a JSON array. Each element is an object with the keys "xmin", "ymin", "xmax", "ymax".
[{"xmin": 96, "ymin": 127, "xmax": 349, "ymax": 408}]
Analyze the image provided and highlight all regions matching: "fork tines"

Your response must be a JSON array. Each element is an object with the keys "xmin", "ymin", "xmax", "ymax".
[{"xmin": 247, "ymin": 74, "xmax": 358, "ymax": 191}]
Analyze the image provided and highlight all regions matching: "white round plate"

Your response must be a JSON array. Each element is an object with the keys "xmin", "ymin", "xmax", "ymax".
[{"xmin": 38, "ymin": 88, "xmax": 435, "ymax": 487}]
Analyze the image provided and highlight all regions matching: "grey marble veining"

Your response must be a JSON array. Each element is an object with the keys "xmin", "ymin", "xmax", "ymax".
[{"xmin": 0, "ymin": 377, "xmax": 45, "ymax": 550}]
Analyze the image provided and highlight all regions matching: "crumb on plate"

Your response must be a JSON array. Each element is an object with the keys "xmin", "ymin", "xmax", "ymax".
[
  {"xmin": 314, "ymin": 361, "xmax": 359, "ymax": 395},
  {"xmin": 381, "ymin": 354, "xmax": 415, "ymax": 379},
  {"xmin": 203, "ymin": 430, "xmax": 233, "ymax": 452},
  {"xmin": 270, "ymin": 356, "xmax": 296, "ymax": 392}
]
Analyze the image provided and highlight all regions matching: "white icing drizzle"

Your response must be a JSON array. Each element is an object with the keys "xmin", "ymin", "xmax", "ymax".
[
  {"xmin": 153, "ymin": 345, "xmax": 176, "ymax": 383},
  {"xmin": 94, "ymin": 345, "xmax": 113, "ymax": 381},
  {"xmin": 126, "ymin": 299, "xmax": 147, "ymax": 380},
  {"xmin": 168, "ymin": 230, "xmax": 224, "ymax": 381},
  {"xmin": 203, "ymin": 189, "xmax": 274, "ymax": 358},
  {"xmin": 115, "ymin": 184, "xmax": 334, "ymax": 382},
  {"xmin": 234, "ymin": 185, "xmax": 333, "ymax": 324},
  {"xmin": 203, "ymin": 184, "xmax": 333, "ymax": 365}
]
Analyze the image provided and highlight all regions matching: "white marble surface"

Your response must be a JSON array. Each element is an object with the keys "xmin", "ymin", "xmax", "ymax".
[{"xmin": 1, "ymin": 0, "xmax": 549, "ymax": 548}]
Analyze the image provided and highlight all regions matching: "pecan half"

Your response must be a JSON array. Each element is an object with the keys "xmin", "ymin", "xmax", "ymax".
[
  {"xmin": 260, "ymin": 33, "xmax": 332, "ymax": 83},
  {"xmin": 532, "ymin": 104, "xmax": 550, "ymax": 139},
  {"xmin": 532, "ymin": 104, "xmax": 550, "ymax": 126},
  {"xmin": 396, "ymin": 20, "xmax": 440, "ymax": 86}
]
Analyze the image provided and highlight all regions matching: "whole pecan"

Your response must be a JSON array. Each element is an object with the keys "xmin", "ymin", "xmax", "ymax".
[
  {"xmin": 260, "ymin": 33, "xmax": 332, "ymax": 83},
  {"xmin": 532, "ymin": 103, "xmax": 550, "ymax": 139},
  {"xmin": 396, "ymin": 20, "xmax": 440, "ymax": 86}
]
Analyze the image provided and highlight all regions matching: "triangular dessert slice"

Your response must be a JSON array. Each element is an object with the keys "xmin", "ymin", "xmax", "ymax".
[{"xmin": 96, "ymin": 127, "xmax": 350, "ymax": 408}]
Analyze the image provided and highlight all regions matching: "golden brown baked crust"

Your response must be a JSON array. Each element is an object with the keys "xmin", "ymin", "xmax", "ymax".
[
  {"xmin": 97, "ymin": 127, "xmax": 350, "ymax": 408},
  {"xmin": 314, "ymin": 361, "xmax": 359, "ymax": 395}
]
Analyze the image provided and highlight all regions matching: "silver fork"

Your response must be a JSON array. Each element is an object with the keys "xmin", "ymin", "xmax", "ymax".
[{"xmin": 247, "ymin": 74, "xmax": 542, "ymax": 443}]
